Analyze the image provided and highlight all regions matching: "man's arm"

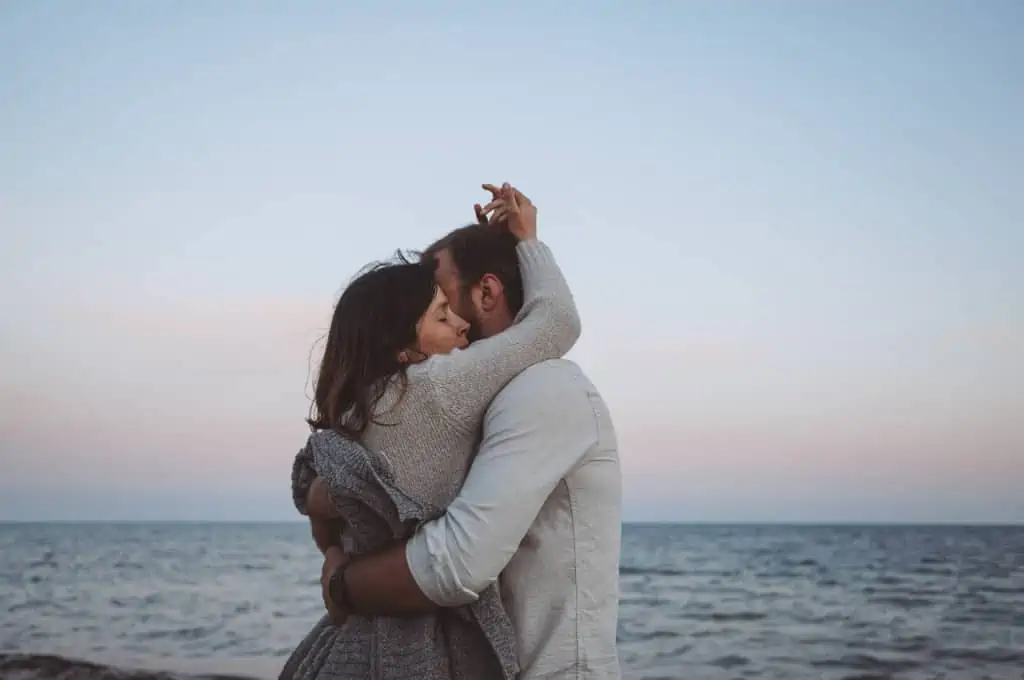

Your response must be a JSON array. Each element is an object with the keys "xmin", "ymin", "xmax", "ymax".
[{"xmin": 340, "ymin": 364, "xmax": 597, "ymax": 617}]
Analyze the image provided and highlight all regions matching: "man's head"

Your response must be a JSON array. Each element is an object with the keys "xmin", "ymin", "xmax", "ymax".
[{"xmin": 423, "ymin": 223, "xmax": 524, "ymax": 342}]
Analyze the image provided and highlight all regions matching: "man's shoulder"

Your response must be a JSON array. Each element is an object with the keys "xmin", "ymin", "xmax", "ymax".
[
  {"xmin": 485, "ymin": 359, "xmax": 604, "ymax": 431},
  {"xmin": 483, "ymin": 358, "xmax": 602, "ymax": 454},
  {"xmin": 501, "ymin": 358, "xmax": 593, "ymax": 397},
  {"xmin": 514, "ymin": 357, "xmax": 590, "ymax": 384}
]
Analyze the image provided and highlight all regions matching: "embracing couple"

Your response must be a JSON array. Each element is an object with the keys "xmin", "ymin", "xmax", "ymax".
[{"xmin": 281, "ymin": 183, "xmax": 622, "ymax": 680}]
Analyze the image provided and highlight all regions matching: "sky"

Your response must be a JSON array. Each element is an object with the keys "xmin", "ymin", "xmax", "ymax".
[{"xmin": 1, "ymin": 0, "xmax": 1021, "ymax": 523}]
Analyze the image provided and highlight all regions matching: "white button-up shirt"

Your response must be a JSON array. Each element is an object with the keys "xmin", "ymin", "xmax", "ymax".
[{"xmin": 406, "ymin": 359, "xmax": 622, "ymax": 679}]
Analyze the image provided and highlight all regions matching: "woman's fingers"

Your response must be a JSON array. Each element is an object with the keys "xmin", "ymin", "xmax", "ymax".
[
  {"xmin": 480, "ymin": 202, "xmax": 517, "ymax": 223},
  {"xmin": 479, "ymin": 198, "xmax": 506, "ymax": 214},
  {"xmin": 478, "ymin": 183, "xmax": 525, "ymax": 227}
]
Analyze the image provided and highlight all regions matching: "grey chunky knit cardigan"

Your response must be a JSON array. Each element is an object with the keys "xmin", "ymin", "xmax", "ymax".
[{"xmin": 278, "ymin": 431, "xmax": 518, "ymax": 680}]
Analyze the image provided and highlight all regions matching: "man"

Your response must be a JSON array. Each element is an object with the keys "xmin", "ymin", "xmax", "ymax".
[{"xmin": 311, "ymin": 185, "xmax": 622, "ymax": 679}]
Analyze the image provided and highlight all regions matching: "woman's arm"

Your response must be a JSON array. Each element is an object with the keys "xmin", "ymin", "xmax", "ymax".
[{"xmin": 425, "ymin": 236, "xmax": 581, "ymax": 427}]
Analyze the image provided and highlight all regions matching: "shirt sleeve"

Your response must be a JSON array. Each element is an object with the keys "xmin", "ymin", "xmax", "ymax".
[{"xmin": 405, "ymin": 363, "xmax": 598, "ymax": 606}]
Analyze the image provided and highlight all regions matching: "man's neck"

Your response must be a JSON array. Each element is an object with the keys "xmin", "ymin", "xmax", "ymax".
[{"xmin": 478, "ymin": 308, "xmax": 514, "ymax": 339}]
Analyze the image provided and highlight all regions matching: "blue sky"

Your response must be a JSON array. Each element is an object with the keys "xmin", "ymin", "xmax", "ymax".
[{"xmin": 1, "ymin": 0, "xmax": 1021, "ymax": 522}]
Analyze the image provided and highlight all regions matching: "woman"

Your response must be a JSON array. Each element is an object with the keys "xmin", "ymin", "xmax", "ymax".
[{"xmin": 281, "ymin": 183, "xmax": 580, "ymax": 679}]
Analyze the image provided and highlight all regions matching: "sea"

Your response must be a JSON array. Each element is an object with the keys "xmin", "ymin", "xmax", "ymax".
[{"xmin": 0, "ymin": 523, "xmax": 1021, "ymax": 680}]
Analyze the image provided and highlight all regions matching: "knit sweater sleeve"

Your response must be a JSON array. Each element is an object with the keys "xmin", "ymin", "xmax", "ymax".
[{"xmin": 421, "ymin": 238, "xmax": 581, "ymax": 428}]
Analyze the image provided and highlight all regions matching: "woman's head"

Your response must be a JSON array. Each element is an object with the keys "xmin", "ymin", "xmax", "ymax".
[{"xmin": 308, "ymin": 253, "xmax": 469, "ymax": 436}]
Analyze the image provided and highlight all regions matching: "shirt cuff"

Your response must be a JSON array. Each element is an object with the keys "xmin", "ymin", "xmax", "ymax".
[{"xmin": 405, "ymin": 523, "xmax": 480, "ymax": 607}]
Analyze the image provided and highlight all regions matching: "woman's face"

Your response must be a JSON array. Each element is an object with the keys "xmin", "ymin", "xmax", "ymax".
[{"xmin": 412, "ymin": 287, "xmax": 469, "ymax": 358}]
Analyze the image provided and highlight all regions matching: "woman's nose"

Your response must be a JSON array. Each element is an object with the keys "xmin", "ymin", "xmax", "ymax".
[{"xmin": 452, "ymin": 314, "xmax": 469, "ymax": 336}]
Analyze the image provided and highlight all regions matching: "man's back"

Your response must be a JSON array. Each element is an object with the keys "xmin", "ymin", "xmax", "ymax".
[
  {"xmin": 405, "ymin": 358, "xmax": 622, "ymax": 678},
  {"xmin": 488, "ymin": 359, "xmax": 622, "ymax": 678}
]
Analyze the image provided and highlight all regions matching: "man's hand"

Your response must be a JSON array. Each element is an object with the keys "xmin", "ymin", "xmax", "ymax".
[
  {"xmin": 476, "ymin": 183, "xmax": 537, "ymax": 241},
  {"xmin": 321, "ymin": 546, "xmax": 351, "ymax": 626}
]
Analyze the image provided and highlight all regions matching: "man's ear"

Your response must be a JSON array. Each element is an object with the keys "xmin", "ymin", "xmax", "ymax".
[{"xmin": 477, "ymin": 273, "xmax": 505, "ymax": 312}]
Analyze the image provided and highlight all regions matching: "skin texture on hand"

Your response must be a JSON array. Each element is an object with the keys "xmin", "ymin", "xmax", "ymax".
[
  {"xmin": 307, "ymin": 477, "xmax": 340, "ymax": 518},
  {"xmin": 478, "ymin": 183, "xmax": 537, "ymax": 241},
  {"xmin": 310, "ymin": 517, "xmax": 343, "ymax": 554},
  {"xmin": 340, "ymin": 541, "xmax": 437, "ymax": 617},
  {"xmin": 321, "ymin": 546, "xmax": 350, "ymax": 624},
  {"xmin": 306, "ymin": 479, "xmax": 433, "ymax": 616},
  {"xmin": 306, "ymin": 477, "xmax": 343, "ymax": 554}
]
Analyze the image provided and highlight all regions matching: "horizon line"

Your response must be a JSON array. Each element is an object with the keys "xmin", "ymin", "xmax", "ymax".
[{"xmin": 1, "ymin": 519, "xmax": 1021, "ymax": 527}]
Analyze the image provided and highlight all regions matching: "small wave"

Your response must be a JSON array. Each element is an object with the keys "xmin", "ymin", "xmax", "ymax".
[
  {"xmin": 110, "ymin": 594, "xmax": 162, "ymax": 609},
  {"xmin": 973, "ymin": 584, "xmax": 1024, "ymax": 595},
  {"xmin": 710, "ymin": 611, "xmax": 766, "ymax": 622},
  {"xmin": 869, "ymin": 595, "xmax": 936, "ymax": 609},
  {"xmin": 709, "ymin": 654, "xmax": 749, "ymax": 669},
  {"xmin": 0, "ymin": 654, "xmax": 258, "ymax": 680},
  {"xmin": 618, "ymin": 566, "xmax": 685, "ymax": 576},
  {"xmin": 619, "ymin": 596, "xmax": 668, "ymax": 607},
  {"xmin": 678, "ymin": 610, "xmax": 767, "ymax": 623},
  {"xmin": 112, "ymin": 560, "xmax": 146, "ymax": 570},
  {"xmin": 135, "ymin": 625, "xmax": 221, "ymax": 641},
  {"xmin": 932, "ymin": 647, "xmax": 1024, "ymax": 665},
  {"xmin": 782, "ymin": 557, "xmax": 819, "ymax": 568},
  {"xmin": 874, "ymin": 575, "xmax": 905, "ymax": 585},
  {"xmin": 846, "ymin": 635, "xmax": 932, "ymax": 655},
  {"xmin": 812, "ymin": 653, "xmax": 920, "ymax": 674},
  {"xmin": 910, "ymin": 565, "xmax": 955, "ymax": 576},
  {"xmin": 653, "ymin": 643, "xmax": 691, "ymax": 660},
  {"xmin": 27, "ymin": 560, "xmax": 58, "ymax": 569},
  {"xmin": 759, "ymin": 570, "xmax": 803, "ymax": 580},
  {"xmin": 620, "ymin": 629, "xmax": 680, "ymax": 643},
  {"xmin": 9, "ymin": 599, "xmax": 56, "ymax": 614}
]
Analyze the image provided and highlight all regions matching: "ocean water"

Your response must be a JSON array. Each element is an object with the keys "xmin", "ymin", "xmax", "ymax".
[{"xmin": 0, "ymin": 523, "xmax": 1022, "ymax": 680}]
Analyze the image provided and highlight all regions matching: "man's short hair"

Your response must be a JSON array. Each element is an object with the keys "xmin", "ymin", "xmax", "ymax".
[{"xmin": 424, "ymin": 224, "xmax": 525, "ymax": 316}]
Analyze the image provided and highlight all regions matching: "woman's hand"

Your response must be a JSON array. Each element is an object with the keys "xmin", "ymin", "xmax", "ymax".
[
  {"xmin": 306, "ymin": 476, "xmax": 340, "ymax": 518},
  {"xmin": 476, "ymin": 183, "xmax": 537, "ymax": 241},
  {"xmin": 310, "ymin": 516, "xmax": 342, "ymax": 554}
]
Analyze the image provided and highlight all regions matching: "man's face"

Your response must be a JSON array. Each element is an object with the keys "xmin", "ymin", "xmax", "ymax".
[{"xmin": 433, "ymin": 248, "xmax": 485, "ymax": 342}]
